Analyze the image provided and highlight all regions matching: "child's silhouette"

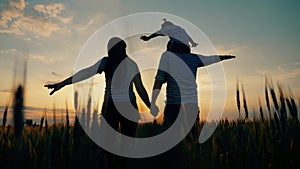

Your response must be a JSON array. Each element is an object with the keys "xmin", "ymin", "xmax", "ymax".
[{"xmin": 140, "ymin": 19, "xmax": 198, "ymax": 53}]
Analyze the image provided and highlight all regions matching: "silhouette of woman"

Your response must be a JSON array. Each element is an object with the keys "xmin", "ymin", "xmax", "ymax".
[{"xmin": 45, "ymin": 36, "xmax": 151, "ymax": 137}]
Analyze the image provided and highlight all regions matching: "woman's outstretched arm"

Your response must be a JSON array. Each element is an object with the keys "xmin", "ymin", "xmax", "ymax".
[
  {"xmin": 45, "ymin": 60, "xmax": 103, "ymax": 95},
  {"xmin": 133, "ymin": 73, "xmax": 151, "ymax": 109}
]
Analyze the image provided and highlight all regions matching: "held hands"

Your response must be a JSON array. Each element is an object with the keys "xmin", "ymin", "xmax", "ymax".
[
  {"xmin": 140, "ymin": 35, "xmax": 150, "ymax": 41},
  {"xmin": 150, "ymin": 103, "xmax": 159, "ymax": 118},
  {"xmin": 44, "ymin": 82, "xmax": 65, "ymax": 95}
]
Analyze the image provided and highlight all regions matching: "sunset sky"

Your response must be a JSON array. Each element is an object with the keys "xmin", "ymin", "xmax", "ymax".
[{"xmin": 0, "ymin": 0, "xmax": 300, "ymax": 123}]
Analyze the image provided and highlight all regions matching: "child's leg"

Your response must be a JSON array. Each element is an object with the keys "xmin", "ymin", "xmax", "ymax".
[{"xmin": 167, "ymin": 40, "xmax": 191, "ymax": 53}]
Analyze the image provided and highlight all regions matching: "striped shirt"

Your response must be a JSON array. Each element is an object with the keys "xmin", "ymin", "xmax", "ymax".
[
  {"xmin": 155, "ymin": 51, "xmax": 222, "ymax": 104},
  {"xmin": 97, "ymin": 57, "xmax": 137, "ymax": 102}
]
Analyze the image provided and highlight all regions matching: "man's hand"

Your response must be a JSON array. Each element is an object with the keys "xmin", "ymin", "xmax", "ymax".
[
  {"xmin": 219, "ymin": 55, "xmax": 236, "ymax": 61},
  {"xmin": 44, "ymin": 82, "xmax": 65, "ymax": 95},
  {"xmin": 140, "ymin": 35, "xmax": 150, "ymax": 41},
  {"xmin": 150, "ymin": 103, "xmax": 159, "ymax": 118}
]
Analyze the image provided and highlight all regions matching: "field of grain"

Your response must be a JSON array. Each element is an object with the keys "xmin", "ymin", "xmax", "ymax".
[{"xmin": 0, "ymin": 76, "xmax": 299, "ymax": 169}]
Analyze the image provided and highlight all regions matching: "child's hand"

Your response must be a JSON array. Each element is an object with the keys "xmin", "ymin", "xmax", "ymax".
[
  {"xmin": 140, "ymin": 35, "xmax": 150, "ymax": 41},
  {"xmin": 191, "ymin": 42, "xmax": 198, "ymax": 48}
]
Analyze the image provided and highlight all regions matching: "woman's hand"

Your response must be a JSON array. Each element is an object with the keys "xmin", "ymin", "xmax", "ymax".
[
  {"xmin": 44, "ymin": 82, "xmax": 65, "ymax": 95},
  {"xmin": 150, "ymin": 103, "xmax": 159, "ymax": 118}
]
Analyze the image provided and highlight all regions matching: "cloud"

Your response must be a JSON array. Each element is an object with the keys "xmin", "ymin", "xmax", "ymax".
[
  {"xmin": 0, "ymin": 48, "xmax": 17, "ymax": 54},
  {"xmin": 215, "ymin": 45, "xmax": 244, "ymax": 54},
  {"xmin": 9, "ymin": 0, "xmax": 27, "ymax": 10},
  {"xmin": 257, "ymin": 67, "xmax": 300, "ymax": 82},
  {"xmin": 29, "ymin": 53, "xmax": 45, "ymax": 61},
  {"xmin": 293, "ymin": 62, "xmax": 300, "ymax": 65},
  {"xmin": 33, "ymin": 3, "xmax": 65, "ymax": 17},
  {"xmin": 0, "ymin": 49, "xmax": 62, "ymax": 64},
  {"xmin": 76, "ymin": 19, "xmax": 94, "ymax": 31},
  {"xmin": 0, "ymin": 89, "xmax": 12, "ymax": 93},
  {"xmin": 33, "ymin": 3, "xmax": 73, "ymax": 24},
  {"xmin": 74, "ymin": 13, "xmax": 106, "ymax": 31},
  {"xmin": 29, "ymin": 53, "xmax": 63, "ymax": 64},
  {"xmin": 0, "ymin": 105, "xmax": 75, "ymax": 119},
  {"xmin": 228, "ymin": 65, "xmax": 300, "ymax": 92},
  {"xmin": 76, "ymin": 81, "xmax": 101, "ymax": 87},
  {"xmin": 0, "ymin": 0, "xmax": 72, "ymax": 37},
  {"xmin": 42, "ymin": 80, "xmax": 59, "ymax": 85},
  {"xmin": 51, "ymin": 72, "xmax": 62, "ymax": 77}
]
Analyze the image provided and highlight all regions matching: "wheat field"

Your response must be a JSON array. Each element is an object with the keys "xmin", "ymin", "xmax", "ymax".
[{"xmin": 0, "ymin": 76, "xmax": 299, "ymax": 169}]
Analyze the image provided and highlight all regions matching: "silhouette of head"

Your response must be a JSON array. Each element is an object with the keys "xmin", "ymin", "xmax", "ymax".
[{"xmin": 107, "ymin": 37, "xmax": 127, "ymax": 62}]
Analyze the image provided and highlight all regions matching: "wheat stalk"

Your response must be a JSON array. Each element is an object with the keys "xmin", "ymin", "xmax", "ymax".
[
  {"xmin": 65, "ymin": 101, "xmax": 69, "ymax": 130},
  {"xmin": 236, "ymin": 78, "xmax": 241, "ymax": 119},
  {"xmin": 74, "ymin": 91, "xmax": 78, "ymax": 112},
  {"xmin": 241, "ymin": 82, "xmax": 249, "ymax": 119},
  {"xmin": 269, "ymin": 78, "xmax": 279, "ymax": 112},
  {"xmin": 286, "ymin": 97, "xmax": 296, "ymax": 119},
  {"xmin": 53, "ymin": 104, "xmax": 56, "ymax": 126},
  {"xmin": 287, "ymin": 87, "xmax": 298, "ymax": 119},
  {"xmin": 2, "ymin": 105, "xmax": 8, "ymax": 131},
  {"xmin": 39, "ymin": 108, "xmax": 46, "ymax": 131},
  {"xmin": 277, "ymin": 83, "xmax": 287, "ymax": 122},
  {"xmin": 13, "ymin": 85, "xmax": 24, "ymax": 138},
  {"xmin": 265, "ymin": 75, "xmax": 271, "ymax": 120},
  {"xmin": 86, "ymin": 94, "xmax": 92, "ymax": 131},
  {"xmin": 259, "ymin": 97, "xmax": 265, "ymax": 122}
]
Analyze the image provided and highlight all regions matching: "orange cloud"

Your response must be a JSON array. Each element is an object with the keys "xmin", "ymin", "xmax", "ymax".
[
  {"xmin": 9, "ymin": 0, "xmax": 27, "ymax": 10},
  {"xmin": 33, "ymin": 3, "xmax": 73, "ymax": 24},
  {"xmin": 0, "ymin": 0, "xmax": 72, "ymax": 37},
  {"xmin": 29, "ymin": 53, "xmax": 63, "ymax": 64}
]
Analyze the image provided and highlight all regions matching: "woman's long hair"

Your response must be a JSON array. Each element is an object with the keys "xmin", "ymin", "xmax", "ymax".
[
  {"xmin": 107, "ymin": 37, "xmax": 127, "ymax": 68},
  {"xmin": 106, "ymin": 37, "xmax": 128, "ymax": 85}
]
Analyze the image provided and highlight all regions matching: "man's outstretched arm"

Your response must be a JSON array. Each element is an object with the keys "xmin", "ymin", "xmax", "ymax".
[
  {"xmin": 218, "ymin": 55, "xmax": 236, "ymax": 61},
  {"xmin": 44, "ymin": 60, "xmax": 102, "ymax": 95},
  {"xmin": 198, "ymin": 55, "xmax": 235, "ymax": 67}
]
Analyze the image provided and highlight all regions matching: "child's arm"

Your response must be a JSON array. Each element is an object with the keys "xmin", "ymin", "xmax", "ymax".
[{"xmin": 140, "ymin": 31, "xmax": 164, "ymax": 41}]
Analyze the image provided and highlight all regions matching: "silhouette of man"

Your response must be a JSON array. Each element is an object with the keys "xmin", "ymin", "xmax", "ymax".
[
  {"xmin": 147, "ymin": 51, "xmax": 234, "ymax": 169},
  {"xmin": 150, "ymin": 52, "xmax": 235, "ymax": 129}
]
